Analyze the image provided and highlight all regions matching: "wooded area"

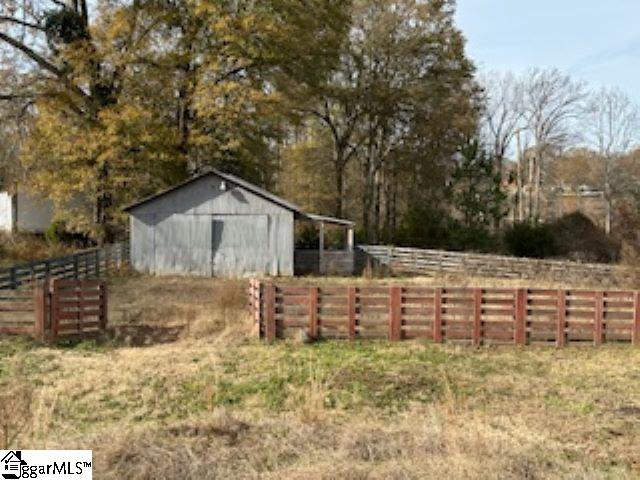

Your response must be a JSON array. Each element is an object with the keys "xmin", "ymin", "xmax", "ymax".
[{"xmin": 1, "ymin": 0, "xmax": 639, "ymax": 260}]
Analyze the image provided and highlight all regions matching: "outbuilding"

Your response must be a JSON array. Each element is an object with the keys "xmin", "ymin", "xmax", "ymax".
[{"xmin": 124, "ymin": 169, "xmax": 355, "ymax": 277}]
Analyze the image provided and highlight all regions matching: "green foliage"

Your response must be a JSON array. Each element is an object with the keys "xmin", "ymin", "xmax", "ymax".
[
  {"xmin": 447, "ymin": 139, "xmax": 507, "ymax": 228},
  {"xmin": 394, "ymin": 205, "xmax": 498, "ymax": 253},
  {"xmin": 44, "ymin": 220, "xmax": 65, "ymax": 245},
  {"xmin": 295, "ymin": 224, "xmax": 319, "ymax": 249},
  {"xmin": 44, "ymin": 8, "xmax": 89, "ymax": 49},
  {"xmin": 503, "ymin": 223, "xmax": 557, "ymax": 258}
]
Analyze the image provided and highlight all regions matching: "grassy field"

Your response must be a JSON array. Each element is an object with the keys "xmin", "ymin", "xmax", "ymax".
[{"xmin": 1, "ymin": 275, "xmax": 639, "ymax": 479}]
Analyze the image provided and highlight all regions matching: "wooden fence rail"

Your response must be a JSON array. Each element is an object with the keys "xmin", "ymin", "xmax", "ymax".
[
  {"xmin": 0, "ymin": 242, "xmax": 129, "ymax": 291},
  {"xmin": 358, "ymin": 245, "xmax": 638, "ymax": 283},
  {"xmin": 0, "ymin": 279, "xmax": 108, "ymax": 343},
  {"xmin": 249, "ymin": 280, "xmax": 640, "ymax": 347}
]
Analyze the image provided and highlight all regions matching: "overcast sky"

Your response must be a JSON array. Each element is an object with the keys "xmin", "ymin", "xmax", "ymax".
[{"xmin": 455, "ymin": 1, "xmax": 640, "ymax": 102}]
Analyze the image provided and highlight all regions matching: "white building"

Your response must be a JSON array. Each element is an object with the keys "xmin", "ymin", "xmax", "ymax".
[{"xmin": 0, "ymin": 189, "xmax": 54, "ymax": 233}]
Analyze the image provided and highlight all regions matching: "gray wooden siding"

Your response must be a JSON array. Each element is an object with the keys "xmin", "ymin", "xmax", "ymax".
[{"xmin": 129, "ymin": 175, "xmax": 294, "ymax": 277}]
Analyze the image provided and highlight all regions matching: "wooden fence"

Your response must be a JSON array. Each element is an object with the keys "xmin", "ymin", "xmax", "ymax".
[
  {"xmin": 0, "ymin": 279, "xmax": 108, "ymax": 343},
  {"xmin": 0, "ymin": 242, "xmax": 129, "ymax": 291},
  {"xmin": 249, "ymin": 280, "xmax": 640, "ymax": 346},
  {"xmin": 358, "ymin": 245, "xmax": 637, "ymax": 283}
]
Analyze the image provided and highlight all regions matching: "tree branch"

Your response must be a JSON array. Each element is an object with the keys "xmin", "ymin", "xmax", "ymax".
[
  {"xmin": 0, "ymin": 31, "xmax": 92, "ymax": 108},
  {"xmin": 0, "ymin": 16, "xmax": 45, "ymax": 31}
]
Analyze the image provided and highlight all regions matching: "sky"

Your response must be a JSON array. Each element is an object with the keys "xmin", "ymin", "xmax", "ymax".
[{"xmin": 455, "ymin": 1, "xmax": 640, "ymax": 102}]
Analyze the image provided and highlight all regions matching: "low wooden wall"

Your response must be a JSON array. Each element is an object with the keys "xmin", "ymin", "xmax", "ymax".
[
  {"xmin": 358, "ymin": 245, "xmax": 637, "ymax": 283},
  {"xmin": 249, "ymin": 280, "xmax": 640, "ymax": 346},
  {"xmin": 294, "ymin": 250, "xmax": 355, "ymax": 275}
]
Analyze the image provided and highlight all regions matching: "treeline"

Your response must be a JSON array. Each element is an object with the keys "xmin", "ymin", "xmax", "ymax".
[{"xmin": 1, "ymin": 0, "xmax": 639, "ymax": 260}]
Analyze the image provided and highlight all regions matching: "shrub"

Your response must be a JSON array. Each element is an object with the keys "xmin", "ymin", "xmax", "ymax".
[
  {"xmin": 44, "ymin": 220, "xmax": 90, "ymax": 247},
  {"xmin": 503, "ymin": 223, "xmax": 557, "ymax": 258},
  {"xmin": 552, "ymin": 212, "xmax": 620, "ymax": 263},
  {"xmin": 393, "ymin": 205, "xmax": 499, "ymax": 253}
]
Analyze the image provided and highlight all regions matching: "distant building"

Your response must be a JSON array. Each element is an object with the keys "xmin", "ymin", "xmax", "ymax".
[
  {"xmin": 0, "ymin": 189, "xmax": 54, "ymax": 233},
  {"xmin": 543, "ymin": 185, "xmax": 607, "ymax": 229}
]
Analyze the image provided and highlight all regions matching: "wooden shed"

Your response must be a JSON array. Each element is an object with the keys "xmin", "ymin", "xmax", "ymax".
[{"xmin": 124, "ymin": 169, "xmax": 355, "ymax": 277}]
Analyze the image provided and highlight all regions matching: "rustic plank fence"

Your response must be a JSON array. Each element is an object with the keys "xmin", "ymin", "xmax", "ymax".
[
  {"xmin": 0, "ymin": 242, "xmax": 129, "ymax": 291},
  {"xmin": 358, "ymin": 245, "xmax": 637, "ymax": 283},
  {"xmin": 0, "ymin": 279, "xmax": 108, "ymax": 343},
  {"xmin": 249, "ymin": 280, "xmax": 640, "ymax": 347}
]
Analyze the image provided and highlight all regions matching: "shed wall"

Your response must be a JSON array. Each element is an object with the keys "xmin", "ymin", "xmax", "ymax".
[{"xmin": 129, "ymin": 175, "xmax": 294, "ymax": 277}]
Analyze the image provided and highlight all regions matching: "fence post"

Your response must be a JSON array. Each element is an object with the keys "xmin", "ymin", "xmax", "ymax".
[
  {"xmin": 433, "ymin": 288, "xmax": 442, "ymax": 343},
  {"xmin": 120, "ymin": 242, "xmax": 127, "ymax": 267},
  {"xmin": 50, "ymin": 280, "xmax": 59, "ymax": 344},
  {"xmin": 73, "ymin": 254, "xmax": 79, "ymax": 279},
  {"xmin": 556, "ymin": 290, "xmax": 566, "ymax": 348},
  {"xmin": 95, "ymin": 249, "xmax": 101, "ymax": 277},
  {"xmin": 347, "ymin": 286, "xmax": 356, "ymax": 341},
  {"xmin": 594, "ymin": 291, "xmax": 604, "ymax": 346},
  {"xmin": 308, "ymin": 286, "xmax": 319, "ymax": 339},
  {"xmin": 105, "ymin": 244, "xmax": 111, "ymax": 273},
  {"xmin": 633, "ymin": 291, "xmax": 640, "ymax": 346},
  {"xmin": 100, "ymin": 281, "xmax": 108, "ymax": 331},
  {"xmin": 34, "ymin": 285, "xmax": 46, "ymax": 342},
  {"xmin": 9, "ymin": 266, "xmax": 16, "ymax": 289},
  {"xmin": 515, "ymin": 288, "xmax": 526, "ymax": 346},
  {"xmin": 473, "ymin": 288, "xmax": 482, "ymax": 346},
  {"xmin": 264, "ymin": 284, "xmax": 276, "ymax": 342},
  {"xmin": 252, "ymin": 281, "xmax": 263, "ymax": 338},
  {"xmin": 389, "ymin": 286, "xmax": 402, "ymax": 341}
]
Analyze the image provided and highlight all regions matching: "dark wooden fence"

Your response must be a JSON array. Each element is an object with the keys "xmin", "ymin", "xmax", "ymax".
[
  {"xmin": 0, "ymin": 242, "xmax": 129, "ymax": 291},
  {"xmin": 249, "ymin": 280, "xmax": 640, "ymax": 347},
  {"xmin": 0, "ymin": 279, "xmax": 108, "ymax": 343},
  {"xmin": 358, "ymin": 245, "xmax": 637, "ymax": 283}
]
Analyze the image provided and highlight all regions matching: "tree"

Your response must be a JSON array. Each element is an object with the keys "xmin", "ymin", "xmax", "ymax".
[
  {"xmin": 291, "ymin": 0, "xmax": 479, "ymax": 241},
  {"xmin": 582, "ymin": 87, "xmax": 640, "ymax": 233},
  {"xmin": 447, "ymin": 139, "xmax": 507, "ymax": 228},
  {"xmin": 480, "ymin": 71, "xmax": 524, "ymax": 173},
  {"xmin": 522, "ymin": 68, "xmax": 586, "ymax": 222},
  {"xmin": 8, "ymin": 0, "xmax": 349, "ymax": 242}
]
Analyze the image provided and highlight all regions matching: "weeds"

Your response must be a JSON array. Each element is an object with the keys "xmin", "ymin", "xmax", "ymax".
[{"xmin": 0, "ymin": 275, "xmax": 639, "ymax": 478}]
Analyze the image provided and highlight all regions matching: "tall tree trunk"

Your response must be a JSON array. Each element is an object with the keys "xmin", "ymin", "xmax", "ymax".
[{"xmin": 334, "ymin": 159, "xmax": 345, "ymax": 219}]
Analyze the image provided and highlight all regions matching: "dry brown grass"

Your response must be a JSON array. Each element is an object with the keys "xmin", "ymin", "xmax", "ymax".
[
  {"xmin": 285, "ymin": 269, "xmax": 640, "ymax": 290},
  {"xmin": 0, "ymin": 232, "xmax": 73, "ymax": 267},
  {"xmin": 1, "ymin": 274, "xmax": 639, "ymax": 479}
]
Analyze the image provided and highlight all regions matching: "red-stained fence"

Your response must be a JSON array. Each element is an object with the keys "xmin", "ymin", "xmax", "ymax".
[
  {"xmin": 248, "ymin": 280, "xmax": 640, "ymax": 346},
  {"xmin": 0, "ymin": 279, "xmax": 107, "ymax": 343}
]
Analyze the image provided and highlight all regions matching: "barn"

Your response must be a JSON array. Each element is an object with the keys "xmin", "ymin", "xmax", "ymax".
[{"xmin": 124, "ymin": 169, "xmax": 355, "ymax": 277}]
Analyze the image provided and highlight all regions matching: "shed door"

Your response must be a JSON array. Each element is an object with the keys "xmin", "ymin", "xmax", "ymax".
[
  {"xmin": 212, "ymin": 215, "xmax": 269, "ymax": 276},
  {"xmin": 154, "ymin": 214, "xmax": 212, "ymax": 276}
]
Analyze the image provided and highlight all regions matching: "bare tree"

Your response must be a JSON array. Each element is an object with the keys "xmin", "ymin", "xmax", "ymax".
[
  {"xmin": 583, "ymin": 87, "xmax": 640, "ymax": 233},
  {"xmin": 480, "ymin": 71, "xmax": 524, "ymax": 173},
  {"xmin": 522, "ymin": 68, "xmax": 586, "ymax": 221}
]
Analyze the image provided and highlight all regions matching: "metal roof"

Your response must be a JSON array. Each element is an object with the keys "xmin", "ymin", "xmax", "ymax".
[
  {"xmin": 123, "ymin": 169, "xmax": 355, "ymax": 228},
  {"xmin": 304, "ymin": 213, "xmax": 355, "ymax": 227},
  {"xmin": 123, "ymin": 169, "xmax": 303, "ymax": 214}
]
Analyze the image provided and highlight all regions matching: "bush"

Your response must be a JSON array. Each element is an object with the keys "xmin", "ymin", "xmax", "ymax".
[
  {"xmin": 393, "ymin": 205, "xmax": 499, "ymax": 253},
  {"xmin": 504, "ymin": 213, "xmax": 620, "ymax": 262},
  {"xmin": 44, "ymin": 220, "xmax": 90, "ymax": 247},
  {"xmin": 552, "ymin": 212, "xmax": 620, "ymax": 263},
  {"xmin": 503, "ymin": 223, "xmax": 557, "ymax": 259}
]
